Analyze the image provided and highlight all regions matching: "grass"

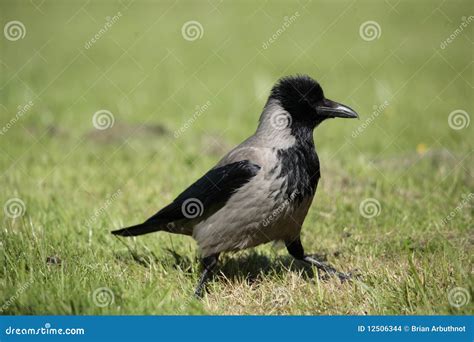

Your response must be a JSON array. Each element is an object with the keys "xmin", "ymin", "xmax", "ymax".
[{"xmin": 0, "ymin": 0, "xmax": 472, "ymax": 315}]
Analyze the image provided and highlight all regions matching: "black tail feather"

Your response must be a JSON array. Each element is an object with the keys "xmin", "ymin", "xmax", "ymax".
[{"xmin": 111, "ymin": 222, "xmax": 161, "ymax": 236}]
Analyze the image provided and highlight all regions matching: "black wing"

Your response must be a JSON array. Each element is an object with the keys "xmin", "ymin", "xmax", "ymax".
[{"xmin": 112, "ymin": 160, "xmax": 261, "ymax": 236}]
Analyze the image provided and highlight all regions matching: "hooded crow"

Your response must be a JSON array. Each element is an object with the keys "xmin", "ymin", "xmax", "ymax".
[{"xmin": 112, "ymin": 75, "xmax": 359, "ymax": 297}]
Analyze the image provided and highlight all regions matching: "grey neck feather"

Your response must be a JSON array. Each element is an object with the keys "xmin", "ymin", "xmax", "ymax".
[{"xmin": 254, "ymin": 99, "xmax": 296, "ymax": 149}]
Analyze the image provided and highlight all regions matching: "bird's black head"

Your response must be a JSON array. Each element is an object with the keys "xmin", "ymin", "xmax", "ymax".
[{"xmin": 268, "ymin": 75, "xmax": 358, "ymax": 129}]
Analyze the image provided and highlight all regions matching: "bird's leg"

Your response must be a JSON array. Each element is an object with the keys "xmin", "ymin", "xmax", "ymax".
[
  {"xmin": 286, "ymin": 238, "xmax": 350, "ymax": 282},
  {"xmin": 194, "ymin": 253, "xmax": 219, "ymax": 298}
]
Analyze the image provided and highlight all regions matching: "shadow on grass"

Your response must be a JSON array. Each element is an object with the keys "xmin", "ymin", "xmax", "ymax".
[
  {"xmin": 113, "ymin": 241, "xmax": 333, "ymax": 284},
  {"xmin": 218, "ymin": 252, "xmax": 320, "ymax": 285}
]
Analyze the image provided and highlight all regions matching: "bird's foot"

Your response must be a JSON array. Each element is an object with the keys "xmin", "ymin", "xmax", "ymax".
[
  {"xmin": 303, "ymin": 255, "xmax": 351, "ymax": 283},
  {"xmin": 194, "ymin": 284, "xmax": 205, "ymax": 299}
]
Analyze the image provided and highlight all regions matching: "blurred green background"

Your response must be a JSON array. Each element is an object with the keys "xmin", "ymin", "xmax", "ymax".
[{"xmin": 0, "ymin": 0, "xmax": 472, "ymax": 314}]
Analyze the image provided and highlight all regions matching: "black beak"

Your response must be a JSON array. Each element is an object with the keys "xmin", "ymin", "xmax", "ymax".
[{"xmin": 317, "ymin": 98, "xmax": 359, "ymax": 119}]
